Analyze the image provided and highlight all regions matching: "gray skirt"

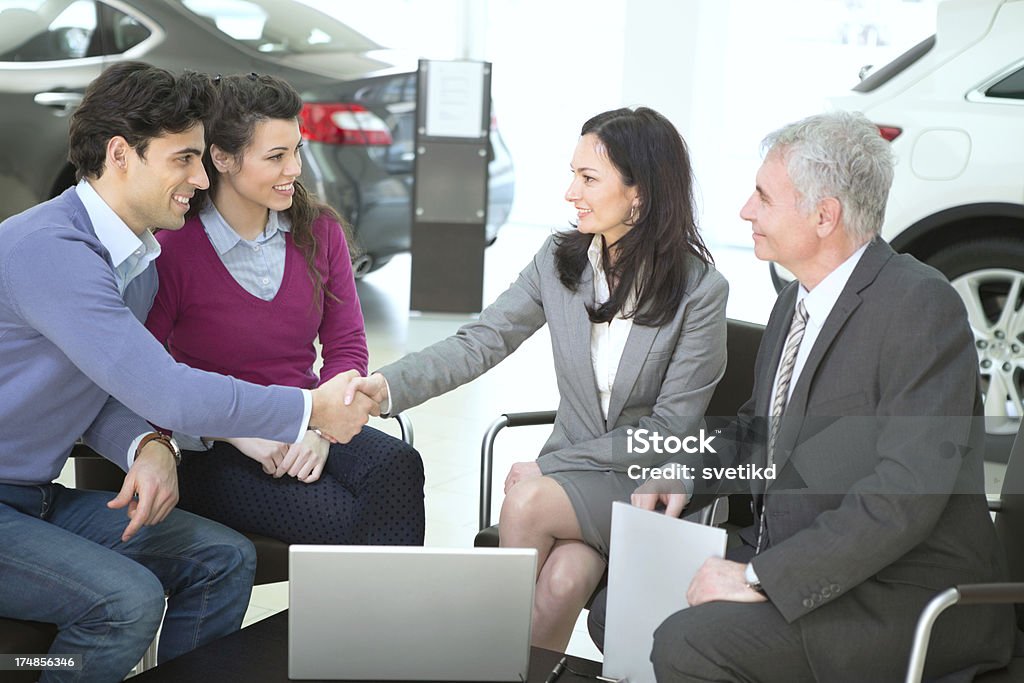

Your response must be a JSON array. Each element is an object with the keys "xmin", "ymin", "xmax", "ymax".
[{"xmin": 546, "ymin": 470, "xmax": 640, "ymax": 558}]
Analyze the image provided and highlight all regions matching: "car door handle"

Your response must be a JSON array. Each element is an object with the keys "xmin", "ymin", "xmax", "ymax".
[{"xmin": 34, "ymin": 91, "xmax": 83, "ymax": 114}]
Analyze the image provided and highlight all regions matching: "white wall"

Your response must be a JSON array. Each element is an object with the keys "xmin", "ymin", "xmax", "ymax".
[{"xmin": 300, "ymin": 0, "xmax": 938, "ymax": 245}]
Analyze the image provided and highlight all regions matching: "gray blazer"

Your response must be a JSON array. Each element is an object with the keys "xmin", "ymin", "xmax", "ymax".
[
  {"xmin": 710, "ymin": 239, "xmax": 1014, "ymax": 679},
  {"xmin": 380, "ymin": 235, "xmax": 728, "ymax": 474}
]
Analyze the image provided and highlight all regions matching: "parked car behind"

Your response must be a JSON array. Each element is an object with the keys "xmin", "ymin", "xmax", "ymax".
[
  {"xmin": 771, "ymin": 0, "xmax": 1024, "ymax": 457},
  {"xmin": 0, "ymin": 0, "xmax": 515, "ymax": 275}
]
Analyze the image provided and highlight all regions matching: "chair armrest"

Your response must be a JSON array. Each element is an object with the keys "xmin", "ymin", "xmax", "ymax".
[
  {"xmin": 392, "ymin": 413, "xmax": 414, "ymax": 447},
  {"xmin": 955, "ymin": 582, "xmax": 1024, "ymax": 605},
  {"xmin": 504, "ymin": 411, "xmax": 557, "ymax": 428},
  {"xmin": 906, "ymin": 582, "xmax": 1024, "ymax": 682},
  {"xmin": 479, "ymin": 411, "xmax": 556, "ymax": 530}
]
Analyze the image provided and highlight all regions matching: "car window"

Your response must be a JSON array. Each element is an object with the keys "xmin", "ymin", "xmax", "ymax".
[
  {"xmin": 100, "ymin": 2, "xmax": 150, "ymax": 53},
  {"xmin": 0, "ymin": 0, "xmax": 150, "ymax": 62},
  {"xmin": 0, "ymin": 0, "xmax": 96, "ymax": 61},
  {"xmin": 177, "ymin": 0, "xmax": 379, "ymax": 54},
  {"xmin": 986, "ymin": 65, "xmax": 1024, "ymax": 100}
]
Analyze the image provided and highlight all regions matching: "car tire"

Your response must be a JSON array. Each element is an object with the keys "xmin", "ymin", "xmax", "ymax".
[{"xmin": 928, "ymin": 237, "xmax": 1024, "ymax": 463}]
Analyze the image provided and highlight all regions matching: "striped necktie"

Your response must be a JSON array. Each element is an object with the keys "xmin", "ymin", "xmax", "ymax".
[{"xmin": 756, "ymin": 299, "xmax": 808, "ymax": 553}]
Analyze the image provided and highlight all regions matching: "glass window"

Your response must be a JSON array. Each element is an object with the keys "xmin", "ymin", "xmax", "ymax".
[
  {"xmin": 102, "ymin": 3, "xmax": 151, "ymax": 53},
  {"xmin": 177, "ymin": 0, "xmax": 378, "ymax": 55},
  {"xmin": 0, "ymin": 0, "xmax": 96, "ymax": 61},
  {"xmin": 986, "ymin": 66, "xmax": 1024, "ymax": 101},
  {"xmin": 0, "ymin": 0, "xmax": 152, "ymax": 62}
]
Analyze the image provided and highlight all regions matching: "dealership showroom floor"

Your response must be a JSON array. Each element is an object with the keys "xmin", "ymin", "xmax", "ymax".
[{"xmin": 52, "ymin": 220, "xmax": 1009, "ymax": 662}]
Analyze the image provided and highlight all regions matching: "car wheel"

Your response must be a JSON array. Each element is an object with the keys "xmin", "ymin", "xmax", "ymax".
[
  {"xmin": 929, "ymin": 238, "xmax": 1024, "ymax": 462},
  {"xmin": 352, "ymin": 254, "xmax": 392, "ymax": 279}
]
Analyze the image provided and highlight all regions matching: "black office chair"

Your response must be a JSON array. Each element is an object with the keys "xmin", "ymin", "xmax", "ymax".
[
  {"xmin": 474, "ymin": 318, "xmax": 765, "ymax": 547},
  {"xmin": 904, "ymin": 421, "xmax": 1024, "ymax": 683},
  {"xmin": 0, "ymin": 414, "xmax": 414, "ymax": 680}
]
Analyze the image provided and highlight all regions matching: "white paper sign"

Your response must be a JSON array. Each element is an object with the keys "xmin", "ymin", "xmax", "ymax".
[
  {"xmin": 603, "ymin": 502, "xmax": 727, "ymax": 683},
  {"xmin": 425, "ymin": 60, "xmax": 485, "ymax": 138}
]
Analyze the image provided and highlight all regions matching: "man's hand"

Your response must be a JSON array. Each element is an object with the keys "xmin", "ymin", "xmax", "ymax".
[
  {"xmin": 275, "ymin": 430, "xmax": 330, "ymax": 483},
  {"xmin": 342, "ymin": 373, "xmax": 388, "ymax": 408},
  {"xmin": 107, "ymin": 440, "xmax": 179, "ymax": 542},
  {"xmin": 310, "ymin": 370, "xmax": 380, "ymax": 444},
  {"xmin": 631, "ymin": 477, "xmax": 688, "ymax": 518},
  {"xmin": 503, "ymin": 461, "xmax": 542, "ymax": 494},
  {"xmin": 687, "ymin": 558, "xmax": 767, "ymax": 606},
  {"xmin": 226, "ymin": 437, "xmax": 288, "ymax": 475}
]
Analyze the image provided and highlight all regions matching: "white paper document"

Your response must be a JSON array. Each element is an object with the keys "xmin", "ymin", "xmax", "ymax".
[
  {"xmin": 425, "ymin": 60, "xmax": 485, "ymax": 138},
  {"xmin": 603, "ymin": 502, "xmax": 727, "ymax": 683}
]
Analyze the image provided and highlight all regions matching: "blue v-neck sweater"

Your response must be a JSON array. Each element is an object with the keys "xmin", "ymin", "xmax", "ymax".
[{"xmin": 0, "ymin": 188, "xmax": 305, "ymax": 485}]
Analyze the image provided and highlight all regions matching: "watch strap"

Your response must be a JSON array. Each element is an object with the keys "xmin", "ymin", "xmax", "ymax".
[{"xmin": 136, "ymin": 432, "xmax": 181, "ymax": 466}]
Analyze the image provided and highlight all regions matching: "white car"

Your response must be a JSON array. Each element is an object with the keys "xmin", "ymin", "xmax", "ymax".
[{"xmin": 774, "ymin": 0, "xmax": 1024, "ymax": 457}]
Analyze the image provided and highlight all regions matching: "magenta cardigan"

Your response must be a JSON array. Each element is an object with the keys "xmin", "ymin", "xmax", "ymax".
[{"xmin": 145, "ymin": 213, "xmax": 368, "ymax": 390}]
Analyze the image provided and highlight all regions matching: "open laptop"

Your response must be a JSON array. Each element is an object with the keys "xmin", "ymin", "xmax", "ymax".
[{"xmin": 288, "ymin": 546, "xmax": 537, "ymax": 681}]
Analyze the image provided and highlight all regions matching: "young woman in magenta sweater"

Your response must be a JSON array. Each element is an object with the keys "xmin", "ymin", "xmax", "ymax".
[{"xmin": 145, "ymin": 73, "xmax": 424, "ymax": 545}]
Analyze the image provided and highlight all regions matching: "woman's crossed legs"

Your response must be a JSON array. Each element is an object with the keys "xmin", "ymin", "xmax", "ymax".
[{"xmin": 498, "ymin": 476, "xmax": 606, "ymax": 651}]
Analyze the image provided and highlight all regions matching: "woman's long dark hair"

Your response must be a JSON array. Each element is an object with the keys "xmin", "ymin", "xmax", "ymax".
[
  {"xmin": 554, "ymin": 107, "xmax": 712, "ymax": 327},
  {"xmin": 189, "ymin": 73, "xmax": 349, "ymax": 306}
]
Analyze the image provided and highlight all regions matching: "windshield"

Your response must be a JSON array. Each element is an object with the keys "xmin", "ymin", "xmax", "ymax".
[{"xmin": 176, "ymin": 0, "xmax": 380, "ymax": 54}]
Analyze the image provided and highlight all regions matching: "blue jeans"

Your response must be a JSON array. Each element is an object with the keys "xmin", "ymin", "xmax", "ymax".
[{"xmin": 0, "ymin": 482, "xmax": 256, "ymax": 683}]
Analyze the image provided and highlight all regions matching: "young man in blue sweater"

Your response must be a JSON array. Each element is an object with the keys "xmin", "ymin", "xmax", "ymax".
[{"xmin": 0, "ymin": 62, "xmax": 377, "ymax": 682}]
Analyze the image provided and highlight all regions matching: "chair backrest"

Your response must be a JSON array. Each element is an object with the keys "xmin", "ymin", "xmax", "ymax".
[
  {"xmin": 994, "ymin": 421, "xmax": 1024, "ymax": 628},
  {"xmin": 705, "ymin": 319, "xmax": 763, "ymax": 429}
]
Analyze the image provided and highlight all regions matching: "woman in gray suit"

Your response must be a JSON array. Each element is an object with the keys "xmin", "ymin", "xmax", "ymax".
[{"xmin": 347, "ymin": 107, "xmax": 728, "ymax": 651}]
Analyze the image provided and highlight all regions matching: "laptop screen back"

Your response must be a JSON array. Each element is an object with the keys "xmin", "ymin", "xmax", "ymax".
[{"xmin": 289, "ymin": 546, "xmax": 537, "ymax": 681}]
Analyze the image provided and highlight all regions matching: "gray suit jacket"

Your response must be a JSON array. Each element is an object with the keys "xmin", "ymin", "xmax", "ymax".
[
  {"xmin": 380, "ymin": 235, "xmax": 728, "ymax": 474},
  {"xmin": 709, "ymin": 239, "xmax": 1014, "ymax": 679}
]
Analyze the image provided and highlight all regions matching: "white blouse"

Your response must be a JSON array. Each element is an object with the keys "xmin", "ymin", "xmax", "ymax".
[{"xmin": 587, "ymin": 235, "xmax": 634, "ymax": 420}]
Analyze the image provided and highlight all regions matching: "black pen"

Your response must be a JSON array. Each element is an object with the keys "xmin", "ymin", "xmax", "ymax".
[{"xmin": 545, "ymin": 656, "xmax": 567, "ymax": 683}]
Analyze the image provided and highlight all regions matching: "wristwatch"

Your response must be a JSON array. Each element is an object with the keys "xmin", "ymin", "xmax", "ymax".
[
  {"xmin": 744, "ymin": 563, "xmax": 765, "ymax": 595},
  {"xmin": 137, "ymin": 432, "xmax": 181, "ymax": 466}
]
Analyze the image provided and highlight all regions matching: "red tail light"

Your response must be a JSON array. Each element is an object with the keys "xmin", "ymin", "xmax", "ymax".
[
  {"xmin": 299, "ymin": 103, "xmax": 393, "ymax": 146},
  {"xmin": 876, "ymin": 125, "xmax": 902, "ymax": 142}
]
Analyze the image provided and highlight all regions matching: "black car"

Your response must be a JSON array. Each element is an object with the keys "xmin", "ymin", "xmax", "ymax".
[{"xmin": 0, "ymin": 0, "xmax": 515, "ymax": 275}]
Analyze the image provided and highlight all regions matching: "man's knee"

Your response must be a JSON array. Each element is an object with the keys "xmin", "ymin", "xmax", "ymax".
[
  {"xmin": 83, "ymin": 565, "xmax": 165, "ymax": 639},
  {"xmin": 186, "ymin": 514, "xmax": 257, "ymax": 585},
  {"xmin": 216, "ymin": 528, "xmax": 257, "ymax": 582},
  {"xmin": 651, "ymin": 609, "xmax": 726, "ymax": 681}
]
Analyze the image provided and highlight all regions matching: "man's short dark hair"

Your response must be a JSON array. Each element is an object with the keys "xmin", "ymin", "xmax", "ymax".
[{"xmin": 68, "ymin": 61, "xmax": 216, "ymax": 181}]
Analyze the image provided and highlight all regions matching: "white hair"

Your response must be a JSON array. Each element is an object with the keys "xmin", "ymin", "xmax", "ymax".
[{"xmin": 762, "ymin": 111, "xmax": 895, "ymax": 244}]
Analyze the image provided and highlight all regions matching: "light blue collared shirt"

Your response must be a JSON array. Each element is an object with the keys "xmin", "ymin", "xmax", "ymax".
[
  {"xmin": 77, "ymin": 179, "xmax": 161, "ymax": 295},
  {"xmin": 200, "ymin": 203, "xmax": 290, "ymax": 300}
]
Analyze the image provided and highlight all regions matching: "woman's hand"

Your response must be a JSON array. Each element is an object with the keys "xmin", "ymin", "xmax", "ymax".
[
  {"xmin": 225, "ymin": 437, "xmax": 288, "ymax": 475},
  {"xmin": 631, "ymin": 477, "xmax": 688, "ymax": 517},
  {"xmin": 503, "ymin": 461, "xmax": 542, "ymax": 494},
  {"xmin": 342, "ymin": 372, "xmax": 389, "ymax": 409},
  {"xmin": 275, "ymin": 429, "xmax": 330, "ymax": 483}
]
